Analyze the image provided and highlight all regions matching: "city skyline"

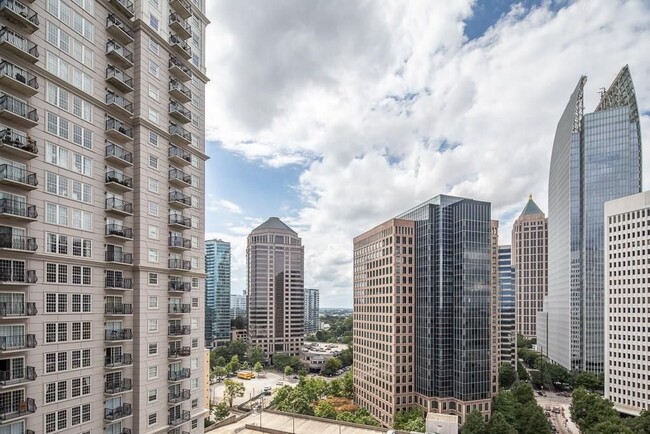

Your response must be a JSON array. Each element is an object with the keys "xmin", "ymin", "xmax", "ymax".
[{"xmin": 202, "ymin": 1, "xmax": 649, "ymax": 308}]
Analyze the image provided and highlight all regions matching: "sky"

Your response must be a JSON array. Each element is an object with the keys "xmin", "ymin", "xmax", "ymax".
[{"xmin": 202, "ymin": 0, "xmax": 650, "ymax": 308}]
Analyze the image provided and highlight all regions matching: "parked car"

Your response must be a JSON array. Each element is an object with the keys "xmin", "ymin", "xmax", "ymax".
[{"xmin": 276, "ymin": 381, "xmax": 284, "ymax": 386}]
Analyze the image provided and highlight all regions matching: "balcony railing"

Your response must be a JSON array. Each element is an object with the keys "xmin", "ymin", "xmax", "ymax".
[
  {"xmin": 105, "ymin": 170, "xmax": 133, "ymax": 189},
  {"xmin": 104, "ymin": 329, "xmax": 133, "ymax": 341},
  {"xmin": 106, "ymin": 197, "xmax": 133, "ymax": 215},
  {"xmin": 0, "ymin": 334, "xmax": 36, "ymax": 351},
  {"xmin": 105, "ymin": 251, "xmax": 133, "ymax": 264},
  {"xmin": 0, "ymin": 234, "xmax": 36, "ymax": 251},
  {"xmin": 106, "ymin": 65, "xmax": 134, "ymax": 92},
  {"xmin": 105, "ymin": 224, "xmax": 133, "ymax": 239},
  {"xmin": 168, "ymin": 429, "xmax": 190, "ymax": 434},
  {"xmin": 168, "ymin": 325, "xmax": 191, "ymax": 336},
  {"xmin": 0, "ymin": 164, "xmax": 37, "ymax": 189},
  {"xmin": 0, "ymin": 60, "xmax": 38, "ymax": 95},
  {"xmin": 168, "ymin": 368, "xmax": 191, "ymax": 381},
  {"xmin": 169, "ymin": 190, "xmax": 191, "ymax": 207},
  {"xmin": 0, "ymin": 94, "xmax": 38, "ymax": 126},
  {"xmin": 169, "ymin": 168, "xmax": 191, "ymax": 186},
  {"xmin": 106, "ymin": 117, "xmax": 133, "ymax": 141},
  {"xmin": 168, "ymin": 281, "xmax": 191, "ymax": 292},
  {"xmin": 105, "ymin": 353, "xmax": 133, "ymax": 368},
  {"xmin": 169, "ymin": 101, "xmax": 191, "ymax": 123},
  {"xmin": 0, "ymin": 397, "xmax": 36, "ymax": 420},
  {"xmin": 169, "ymin": 0, "xmax": 191, "ymax": 19},
  {"xmin": 105, "ymin": 303, "xmax": 133, "ymax": 315},
  {"xmin": 169, "ymin": 79, "xmax": 192, "ymax": 102},
  {"xmin": 0, "ymin": 26, "xmax": 38, "ymax": 62},
  {"xmin": 107, "ymin": 92, "xmax": 133, "ymax": 114},
  {"xmin": 0, "ymin": 269, "xmax": 36, "ymax": 284},
  {"xmin": 0, "ymin": 302, "xmax": 36, "ymax": 317},
  {"xmin": 0, "ymin": 198, "xmax": 37, "ymax": 220},
  {"xmin": 106, "ymin": 13, "xmax": 134, "ymax": 44},
  {"xmin": 0, "ymin": 0, "xmax": 39, "ymax": 32},
  {"xmin": 168, "ymin": 304, "xmax": 191, "ymax": 314},
  {"xmin": 168, "ymin": 259, "xmax": 191, "ymax": 271},
  {"xmin": 169, "ymin": 214, "xmax": 191, "ymax": 228},
  {"xmin": 104, "ymin": 403, "xmax": 133, "ymax": 421},
  {"xmin": 0, "ymin": 365, "xmax": 36, "ymax": 385},
  {"xmin": 168, "ymin": 236, "xmax": 191, "ymax": 250},
  {"xmin": 105, "ymin": 276, "xmax": 133, "ymax": 290},
  {"xmin": 168, "ymin": 346, "xmax": 191, "ymax": 358},
  {"xmin": 169, "ymin": 146, "xmax": 192, "ymax": 165},
  {"xmin": 106, "ymin": 142, "xmax": 133, "ymax": 165},
  {"xmin": 0, "ymin": 128, "xmax": 37, "ymax": 157},
  {"xmin": 168, "ymin": 389, "xmax": 190, "ymax": 404},
  {"xmin": 106, "ymin": 40, "xmax": 134, "ymax": 67},
  {"xmin": 169, "ymin": 57, "xmax": 192, "ymax": 81},
  {"xmin": 169, "ymin": 13, "xmax": 191, "ymax": 39},
  {"xmin": 108, "ymin": 0, "xmax": 134, "ymax": 18},
  {"xmin": 168, "ymin": 410, "xmax": 191, "ymax": 426},
  {"xmin": 105, "ymin": 378, "xmax": 133, "ymax": 394}
]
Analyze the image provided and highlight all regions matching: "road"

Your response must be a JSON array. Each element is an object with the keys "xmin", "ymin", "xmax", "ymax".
[{"xmin": 535, "ymin": 391, "xmax": 580, "ymax": 434}]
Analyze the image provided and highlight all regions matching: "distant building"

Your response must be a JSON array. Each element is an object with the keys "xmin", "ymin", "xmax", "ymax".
[
  {"xmin": 230, "ymin": 294, "xmax": 247, "ymax": 319},
  {"xmin": 605, "ymin": 191, "xmax": 650, "ymax": 415},
  {"xmin": 205, "ymin": 239, "xmax": 231, "ymax": 345},
  {"xmin": 247, "ymin": 217, "xmax": 305, "ymax": 357},
  {"xmin": 231, "ymin": 329, "xmax": 247, "ymax": 342},
  {"xmin": 498, "ymin": 246, "xmax": 517, "ymax": 368},
  {"xmin": 304, "ymin": 288, "xmax": 320, "ymax": 334}
]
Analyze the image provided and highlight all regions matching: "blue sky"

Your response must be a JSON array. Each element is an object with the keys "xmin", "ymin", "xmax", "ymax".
[{"xmin": 204, "ymin": 0, "xmax": 650, "ymax": 307}]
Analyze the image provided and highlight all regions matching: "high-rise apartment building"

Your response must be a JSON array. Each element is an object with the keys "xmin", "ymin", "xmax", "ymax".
[
  {"xmin": 205, "ymin": 239, "xmax": 231, "ymax": 346},
  {"xmin": 304, "ymin": 288, "xmax": 320, "ymax": 334},
  {"xmin": 497, "ymin": 245, "xmax": 516, "ymax": 368},
  {"xmin": 512, "ymin": 196, "xmax": 547, "ymax": 340},
  {"xmin": 0, "ymin": 0, "xmax": 209, "ymax": 432},
  {"xmin": 353, "ymin": 195, "xmax": 495, "ymax": 427},
  {"xmin": 230, "ymin": 293, "xmax": 246, "ymax": 319},
  {"xmin": 247, "ymin": 217, "xmax": 304, "ymax": 358},
  {"xmin": 604, "ymin": 191, "xmax": 650, "ymax": 416},
  {"xmin": 538, "ymin": 65, "xmax": 642, "ymax": 372}
]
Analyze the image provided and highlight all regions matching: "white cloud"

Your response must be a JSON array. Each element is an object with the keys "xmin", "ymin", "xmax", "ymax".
[
  {"xmin": 206, "ymin": 197, "xmax": 243, "ymax": 214},
  {"xmin": 205, "ymin": 0, "xmax": 650, "ymax": 307}
]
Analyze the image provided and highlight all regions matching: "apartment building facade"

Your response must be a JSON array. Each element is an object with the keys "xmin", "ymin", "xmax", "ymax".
[{"xmin": 0, "ymin": 0, "xmax": 209, "ymax": 432}]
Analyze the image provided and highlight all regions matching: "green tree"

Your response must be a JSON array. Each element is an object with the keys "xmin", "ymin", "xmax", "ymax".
[
  {"xmin": 515, "ymin": 403, "xmax": 551, "ymax": 434},
  {"xmin": 241, "ymin": 361, "xmax": 249, "ymax": 371},
  {"xmin": 517, "ymin": 360, "xmax": 530, "ymax": 381},
  {"xmin": 517, "ymin": 334, "xmax": 535, "ymax": 349},
  {"xmin": 211, "ymin": 366, "xmax": 228, "ymax": 381},
  {"xmin": 211, "ymin": 401, "xmax": 229, "ymax": 421},
  {"xmin": 492, "ymin": 390, "xmax": 518, "ymax": 426},
  {"xmin": 231, "ymin": 315, "xmax": 246, "ymax": 330},
  {"xmin": 462, "ymin": 410, "xmax": 487, "ymax": 434},
  {"xmin": 487, "ymin": 412, "xmax": 516, "ymax": 434},
  {"xmin": 253, "ymin": 361, "xmax": 264, "ymax": 376},
  {"xmin": 284, "ymin": 366, "xmax": 293, "ymax": 379},
  {"xmin": 322, "ymin": 357, "xmax": 342, "ymax": 376},
  {"xmin": 624, "ymin": 409, "xmax": 650, "ymax": 432},
  {"xmin": 229, "ymin": 355, "xmax": 240, "ymax": 372},
  {"xmin": 246, "ymin": 346, "xmax": 265, "ymax": 366},
  {"xmin": 287, "ymin": 395, "xmax": 313, "ymax": 415},
  {"xmin": 273, "ymin": 354, "xmax": 300, "ymax": 372},
  {"xmin": 338, "ymin": 345, "xmax": 353, "ymax": 367},
  {"xmin": 314, "ymin": 400, "xmax": 337, "ymax": 419},
  {"xmin": 339, "ymin": 371, "xmax": 353, "ymax": 398},
  {"xmin": 511, "ymin": 382, "xmax": 536, "ymax": 406},
  {"xmin": 499, "ymin": 363, "xmax": 517, "ymax": 389},
  {"xmin": 571, "ymin": 387, "xmax": 619, "ymax": 432},
  {"xmin": 394, "ymin": 408, "xmax": 425, "ymax": 432},
  {"xmin": 223, "ymin": 379, "xmax": 245, "ymax": 407},
  {"xmin": 585, "ymin": 420, "xmax": 632, "ymax": 434},
  {"xmin": 572, "ymin": 372, "xmax": 603, "ymax": 392}
]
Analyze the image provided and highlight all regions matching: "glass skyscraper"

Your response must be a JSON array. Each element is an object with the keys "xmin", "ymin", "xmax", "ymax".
[
  {"xmin": 205, "ymin": 239, "xmax": 231, "ymax": 345},
  {"xmin": 498, "ymin": 246, "xmax": 516, "ymax": 367},
  {"xmin": 539, "ymin": 65, "xmax": 642, "ymax": 372}
]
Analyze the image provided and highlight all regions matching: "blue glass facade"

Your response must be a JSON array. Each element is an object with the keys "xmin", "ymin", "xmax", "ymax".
[
  {"xmin": 498, "ymin": 246, "xmax": 516, "ymax": 367},
  {"xmin": 205, "ymin": 239, "xmax": 231, "ymax": 344}
]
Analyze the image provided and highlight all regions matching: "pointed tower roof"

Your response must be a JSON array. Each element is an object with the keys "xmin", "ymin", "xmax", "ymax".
[
  {"xmin": 520, "ymin": 194, "xmax": 544, "ymax": 217},
  {"xmin": 251, "ymin": 217, "xmax": 296, "ymax": 234}
]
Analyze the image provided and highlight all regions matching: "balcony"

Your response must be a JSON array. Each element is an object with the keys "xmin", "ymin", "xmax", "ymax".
[
  {"xmin": 168, "ymin": 368, "xmax": 191, "ymax": 382},
  {"xmin": 168, "ymin": 280, "xmax": 191, "ymax": 292},
  {"xmin": 0, "ymin": 397, "xmax": 35, "ymax": 421},
  {"xmin": 105, "ymin": 251, "xmax": 133, "ymax": 265},
  {"xmin": 168, "ymin": 429, "xmax": 190, "ymax": 434},
  {"xmin": 106, "ymin": 40, "xmax": 133, "ymax": 69},
  {"xmin": 105, "ymin": 378, "xmax": 133, "ymax": 394},
  {"xmin": 169, "ymin": 190, "xmax": 191, "ymax": 208},
  {"xmin": 169, "ymin": 146, "xmax": 192, "ymax": 166},
  {"xmin": 105, "ymin": 197, "xmax": 133, "ymax": 216},
  {"xmin": 106, "ymin": 117, "xmax": 133, "ymax": 143},
  {"xmin": 169, "ymin": 79, "xmax": 192, "ymax": 103},
  {"xmin": 168, "ymin": 410, "xmax": 191, "ymax": 426},
  {"xmin": 0, "ymin": 270, "xmax": 36, "ymax": 285},
  {"xmin": 168, "ymin": 259, "xmax": 191, "ymax": 271},
  {"xmin": 0, "ymin": 94, "xmax": 38, "ymax": 127},
  {"xmin": 105, "ymin": 224, "xmax": 133, "ymax": 240},
  {"xmin": 106, "ymin": 92, "xmax": 133, "ymax": 117},
  {"xmin": 0, "ymin": 334, "xmax": 36, "ymax": 352},
  {"xmin": 105, "ymin": 171, "xmax": 133, "ymax": 191},
  {"xmin": 168, "ymin": 304, "xmax": 191, "ymax": 315},
  {"xmin": 105, "ymin": 276, "xmax": 133, "ymax": 290},
  {"xmin": 0, "ymin": 365, "xmax": 36, "ymax": 387},
  {"xmin": 169, "ymin": 0, "xmax": 191, "ymax": 19},
  {"xmin": 0, "ymin": 302, "xmax": 36, "ymax": 317},
  {"xmin": 105, "ymin": 303, "xmax": 133, "ymax": 316},
  {"xmin": 0, "ymin": 26, "xmax": 38, "ymax": 62},
  {"xmin": 105, "ymin": 329, "xmax": 133, "ymax": 341},
  {"xmin": 169, "ymin": 13, "xmax": 191, "ymax": 39},
  {"xmin": 107, "ymin": 13, "xmax": 134, "ymax": 45},
  {"xmin": 0, "ymin": 0, "xmax": 39, "ymax": 33},
  {"xmin": 168, "ymin": 389, "xmax": 190, "ymax": 404},
  {"xmin": 169, "ymin": 214, "xmax": 191, "ymax": 229},
  {"xmin": 105, "ymin": 353, "xmax": 133, "ymax": 368},
  {"xmin": 106, "ymin": 142, "xmax": 133, "ymax": 166},
  {"xmin": 169, "ymin": 57, "xmax": 192, "ymax": 82},
  {"xmin": 168, "ymin": 346, "xmax": 191, "ymax": 358},
  {"xmin": 0, "ymin": 128, "xmax": 37, "ymax": 159},
  {"xmin": 108, "ymin": 0, "xmax": 134, "ymax": 19},
  {"xmin": 168, "ymin": 168, "xmax": 192, "ymax": 188},
  {"xmin": 0, "ymin": 165, "xmax": 37, "ymax": 190},
  {"xmin": 168, "ymin": 236, "xmax": 191, "ymax": 251},
  {"xmin": 0, "ymin": 199, "xmax": 37, "ymax": 221},
  {"xmin": 0, "ymin": 234, "xmax": 37, "ymax": 252},
  {"xmin": 169, "ymin": 101, "xmax": 191, "ymax": 124},
  {"xmin": 168, "ymin": 325, "xmax": 190, "ymax": 336},
  {"xmin": 104, "ymin": 403, "xmax": 133, "ymax": 421},
  {"xmin": 0, "ymin": 61, "xmax": 38, "ymax": 96},
  {"xmin": 106, "ymin": 66, "xmax": 134, "ymax": 93}
]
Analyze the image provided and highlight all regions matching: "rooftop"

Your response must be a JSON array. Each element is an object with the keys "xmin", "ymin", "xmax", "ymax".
[
  {"xmin": 251, "ymin": 217, "xmax": 297, "ymax": 235},
  {"xmin": 519, "ymin": 194, "xmax": 544, "ymax": 217}
]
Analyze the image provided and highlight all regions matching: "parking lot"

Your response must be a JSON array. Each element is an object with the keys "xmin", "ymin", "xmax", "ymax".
[{"xmin": 209, "ymin": 370, "xmax": 297, "ymax": 407}]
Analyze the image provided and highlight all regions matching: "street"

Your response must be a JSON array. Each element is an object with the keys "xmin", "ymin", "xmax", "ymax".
[{"xmin": 535, "ymin": 391, "xmax": 580, "ymax": 434}]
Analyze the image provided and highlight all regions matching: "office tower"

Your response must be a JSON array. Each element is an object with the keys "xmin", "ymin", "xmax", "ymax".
[
  {"xmin": 538, "ymin": 65, "xmax": 642, "ymax": 372},
  {"xmin": 247, "ymin": 217, "xmax": 304, "ymax": 358},
  {"xmin": 230, "ymin": 293, "xmax": 246, "ymax": 319},
  {"xmin": 604, "ymin": 191, "xmax": 650, "ymax": 416},
  {"xmin": 0, "ymin": 0, "xmax": 209, "ymax": 432},
  {"xmin": 353, "ymin": 195, "xmax": 494, "ymax": 427},
  {"xmin": 205, "ymin": 239, "xmax": 231, "ymax": 346},
  {"xmin": 511, "ymin": 196, "xmax": 548, "ymax": 340},
  {"xmin": 490, "ymin": 221, "xmax": 499, "ymax": 394},
  {"xmin": 497, "ymin": 246, "xmax": 517, "ymax": 368},
  {"xmin": 304, "ymin": 288, "xmax": 320, "ymax": 334}
]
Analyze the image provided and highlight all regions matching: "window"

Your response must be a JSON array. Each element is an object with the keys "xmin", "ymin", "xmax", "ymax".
[
  {"xmin": 71, "ymin": 266, "xmax": 92, "ymax": 285},
  {"xmin": 191, "ymin": 195, "xmax": 199, "ymax": 208},
  {"xmin": 148, "ymin": 319, "xmax": 158, "ymax": 332},
  {"xmin": 148, "ymin": 273, "xmax": 158, "ymax": 285},
  {"xmin": 148, "ymin": 37, "xmax": 159, "ymax": 54},
  {"xmin": 47, "ymin": 233, "xmax": 68, "ymax": 254},
  {"xmin": 46, "ymin": 293, "xmax": 67, "ymax": 312},
  {"xmin": 48, "ymin": 0, "xmax": 94, "ymax": 41},
  {"xmin": 72, "ymin": 237, "xmax": 92, "ymax": 257},
  {"xmin": 46, "ymin": 322, "xmax": 67, "ymax": 343},
  {"xmin": 148, "ymin": 60, "xmax": 159, "ymax": 78},
  {"xmin": 148, "ymin": 225, "xmax": 158, "ymax": 239},
  {"xmin": 46, "ymin": 51, "xmax": 69, "ymax": 81},
  {"xmin": 191, "ymin": 377, "xmax": 199, "ymax": 389},
  {"xmin": 191, "ymin": 277, "xmax": 199, "ymax": 288},
  {"xmin": 149, "ymin": 14, "xmax": 159, "ymax": 31},
  {"xmin": 70, "ymin": 403, "xmax": 91, "ymax": 426},
  {"xmin": 148, "ymin": 178, "xmax": 159, "ymax": 193},
  {"xmin": 191, "ymin": 175, "xmax": 199, "ymax": 188},
  {"xmin": 148, "ymin": 365, "xmax": 158, "ymax": 379},
  {"xmin": 148, "ymin": 202, "xmax": 159, "ymax": 216},
  {"xmin": 71, "ymin": 294, "xmax": 91, "ymax": 312},
  {"xmin": 191, "ymin": 257, "xmax": 199, "ymax": 269},
  {"xmin": 46, "ymin": 81, "xmax": 93, "ymax": 121},
  {"xmin": 190, "ymin": 358, "xmax": 198, "ymax": 369},
  {"xmin": 192, "ymin": 338, "xmax": 199, "ymax": 348},
  {"xmin": 70, "ymin": 376, "xmax": 91, "ymax": 398},
  {"xmin": 148, "ymin": 85, "xmax": 159, "ymax": 101},
  {"xmin": 148, "ymin": 296, "xmax": 158, "ymax": 309},
  {"xmin": 191, "ymin": 236, "xmax": 199, "ymax": 249},
  {"xmin": 149, "ymin": 155, "xmax": 158, "ymax": 169},
  {"xmin": 192, "ymin": 419, "xmax": 198, "ymax": 429},
  {"xmin": 46, "ymin": 263, "xmax": 68, "ymax": 283},
  {"xmin": 191, "ymin": 135, "xmax": 199, "ymax": 148},
  {"xmin": 45, "ymin": 409, "xmax": 67, "ymax": 433},
  {"xmin": 45, "ymin": 351, "xmax": 67, "ymax": 373},
  {"xmin": 191, "ymin": 154, "xmax": 199, "ymax": 167},
  {"xmin": 71, "ymin": 349, "xmax": 91, "ymax": 369},
  {"xmin": 148, "ymin": 249, "xmax": 159, "ymax": 263},
  {"xmin": 191, "ymin": 297, "xmax": 199, "ymax": 308},
  {"xmin": 148, "ymin": 412, "xmax": 157, "ymax": 426},
  {"xmin": 191, "ymin": 317, "xmax": 198, "ymax": 330},
  {"xmin": 46, "ymin": 142, "xmax": 69, "ymax": 169},
  {"xmin": 148, "ymin": 389, "xmax": 158, "ymax": 403},
  {"xmin": 149, "ymin": 131, "xmax": 158, "ymax": 146},
  {"xmin": 148, "ymin": 343, "xmax": 158, "ymax": 355},
  {"xmin": 148, "ymin": 108, "xmax": 159, "ymax": 124},
  {"xmin": 191, "ymin": 216, "xmax": 199, "ymax": 229}
]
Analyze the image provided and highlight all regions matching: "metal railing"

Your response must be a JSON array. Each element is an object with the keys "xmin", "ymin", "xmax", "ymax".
[
  {"xmin": 0, "ymin": 94, "xmax": 38, "ymax": 121},
  {"xmin": 169, "ymin": 190, "xmax": 191, "ymax": 205},
  {"xmin": 0, "ymin": 269, "xmax": 36, "ymax": 284},
  {"xmin": 104, "ymin": 403, "xmax": 132, "ymax": 420},
  {"xmin": 105, "ymin": 251, "xmax": 133, "ymax": 264},
  {"xmin": 107, "ymin": 13, "xmax": 133, "ymax": 38},
  {"xmin": 106, "ymin": 92, "xmax": 133, "ymax": 113},
  {"xmin": 105, "ymin": 303, "xmax": 133, "ymax": 315},
  {"xmin": 169, "ymin": 168, "xmax": 191, "ymax": 184},
  {"xmin": 106, "ymin": 65, "xmax": 133, "ymax": 89},
  {"xmin": 0, "ymin": 26, "xmax": 38, "ymax": 58},
  {"xmin": 169, "ymin": 13, "xmax": 191, "ymax": 35},
  {"xmin": 168, "ymin": 259, "xmax": 191, "ymax": 270},
  {"xmin": 105, "ymin": 276, "xmax": 133, "ymax": 289},
  {"xmin": 168, "ymin": 304, "xmax": 191, "ymax": 314},
  {"xmin": 169, "ymin": 79, "xmax": 192, "ymax": 99},
  {"xmin": 169, "ymin": 57, "xmax": 192, "ymax": 78},
  {"xmin": 168, "ymin": 389, "xmax": 190, "ymax": 403},
  {"xmin": 168, "ymin": 325, "xmax": 191, "ymax": 336},
  {"xmin": 0, "ymin": 128, "xmax": 37, "ymax": 154},
  {"xmin": 0, "ymin": 365, "xmax": 36, "ymax": 385},
  {"xmin": 0, "ymin": 164, "xmax": 37, "ymax": 187},
  {"xmin": 169, "ymin": 101, "xmax": 191, "ymax": 121},
  {"xmin": 0, "ymin": 234, "xmax": 37, "ymax": 251},
  {"xmin": 104, "ymin": 329, "xmax": 133, "ymax": 341},
  {"xmin": 105, "ymin": 197, "xmax": 133, "ymax": 214},
  {"xmin": 105, "ymin": 353, "xmax": 133, "ymax": 367},
  {"xmin": 168, "ymin": 280, "xmax": 191, "ymax": 292},
  {"xmin": 106, "ymin": 142, "xmax": 133, "ymax": 164},
  {"xmin": 0, "ymin": 198, "xmax": 37, "ymax": 219},
  {"xmin": 106, "ymin": 117, "xmax": 133, "ymax": 138},
  {"xmin": 168, "ymin": 346, "xmax": 191, "ymax": 357},
  {"xmin": 105, "ymin": 170, "xmax": 133, "ymax": 188},
  {"xmin": 106, "ymin": 40, "xmax": 133, "ymax": 64},
  {"xmin": 105, "ymin": 224, "xmax": 133, "ymax": 239},
  {"xmin": 167, "ymin": 368, "xmax": 191, "ymax": 381},
  {"xmin": 0, "ymin": 397, "xmax": 36, "ymax": 420},
  {"xmin": 111, "ymin": 0, "xmax": 134, "ymax": 15},
  {"xmin": 0, "ymin": 334, "xmax": 36, "ymax": 350},
  {"xmin": 169, "ymin": 214, "xmax": 191, "ymax": 227},
  {"xmin": 105, "ymin": 378, "xmax": 133, "ymax": 394},
  {"xmin": 0, "ymin": 60, "xmax": 38, "ymax": 90},
  {"xmin": 168, "ymin": 409, "xmax": 191, "ymax": 425},
  {"xmin": 168, "ymin": 236, "xmax": 191, "ymax": 249},
  {"xmin": 169, "ymin": 146, "xmax": 192, "ymax": 163},
  {"xmin": 0, "ymin": 302, "xmax": 36, "ymax": 316}
]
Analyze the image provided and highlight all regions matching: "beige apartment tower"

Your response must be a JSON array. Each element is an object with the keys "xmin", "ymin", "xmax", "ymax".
[
  {"xmin": 511, "ymin": 195, "xmax": 548, "ymax": 339},
  {"xmin": 247, "ymin": 218, "xmax": 304, "ymax": 358},
  {"xmin": 0, "ymin": 0, "xmax": 209, "ymax": 432}
]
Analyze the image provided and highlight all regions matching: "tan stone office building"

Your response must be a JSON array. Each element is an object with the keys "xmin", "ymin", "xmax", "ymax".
[{"xmin": 0, "ymin": 0, "xmax": 209, "ymax": 432}]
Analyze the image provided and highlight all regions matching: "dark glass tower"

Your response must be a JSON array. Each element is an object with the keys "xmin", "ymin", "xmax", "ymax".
[
  {"xmin": 539, "ymin": 65, "xmax": 642, "ymax": 372},
  {"xmin": 205, "ymin": 239, "xmax": 231, "ymax": 345},
  {"xmin": 498, "ymin": 245, "xmax": 516, "ymax": 368}
]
